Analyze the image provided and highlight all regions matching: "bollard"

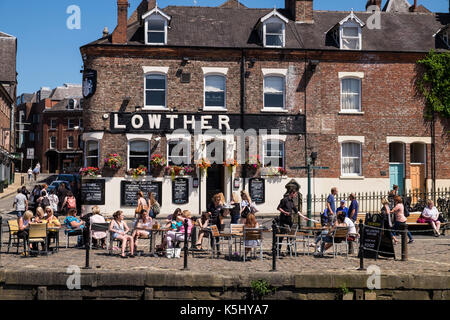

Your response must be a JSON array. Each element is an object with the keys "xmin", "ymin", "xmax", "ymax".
[
  {"xmin": 357, "ymin": 219, "xmax": 366, "ymax": 271},
  {"xmin": 401, "ymin": 224, "xmax": 408, "ymax": 261},
  {"xmin": 83, "ymin": 222, "xmax": 91, "ymax": 269},
  {"xmin": 183, "ymin": 219, "xmax": 189, "ymax": 270},
  {"xmin": 21, "ymin": 176, "xmax": 24, "ymax": 185},
  {"xmin": 271, "ymin": 219, "xmax": 277, "ymax": 272}
]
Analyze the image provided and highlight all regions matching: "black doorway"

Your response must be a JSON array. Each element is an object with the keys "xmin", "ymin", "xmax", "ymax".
[{"xmin": 206, "ymin": 165, "xmax": 224, "ymax": 208}]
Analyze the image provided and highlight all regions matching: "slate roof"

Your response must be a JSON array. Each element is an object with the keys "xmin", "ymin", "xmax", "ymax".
[
  {"xmin": 83, "ymin": 6, "xmax": 450, "ymax": 53},
  {"xmin": 0, "ymin": 30, "xmax": 17, "ymax": 83},
  {"xmin": 49, "ymin": 84, "xmax": 82, "ymax": 100},
  {"xmin": 44, "ymin": 98, "xmax": 83, "ymax": 113}
]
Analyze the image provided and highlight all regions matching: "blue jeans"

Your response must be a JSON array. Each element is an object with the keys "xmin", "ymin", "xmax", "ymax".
[
  {"xmin": 16, "ymin": 210, "xmax": 24, "ymax": 218},
  {"xmin": 393, "ymin": 221, "xmax": 413, "ymax": 241}
]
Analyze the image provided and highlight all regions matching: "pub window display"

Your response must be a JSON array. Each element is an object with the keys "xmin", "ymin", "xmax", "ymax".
[
  {"xmin": 85, "ymin": 140, "xmax": 99, "ymax": 167},
  {"xmin": 128, "ymin": 140, "xmax": 150, "ymax": 170},
  {"xmin": 145, "ymin": 74, "xmax": 167, "ymax": 108}
]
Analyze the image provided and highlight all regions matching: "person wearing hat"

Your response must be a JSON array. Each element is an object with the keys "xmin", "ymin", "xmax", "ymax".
[{"xmin": 336, "ymin": 200, "xmax": 349, "ymax": 217}]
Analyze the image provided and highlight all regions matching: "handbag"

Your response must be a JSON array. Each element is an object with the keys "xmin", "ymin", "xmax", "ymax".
[{"xmin": 135, "ymin": 201, "xmax": 143, "ymax": 215}]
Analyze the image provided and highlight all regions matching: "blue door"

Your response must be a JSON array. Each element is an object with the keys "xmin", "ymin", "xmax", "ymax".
[{"xmin": 389, "ymin": 164, "xmax": 404, "ymax": 195}]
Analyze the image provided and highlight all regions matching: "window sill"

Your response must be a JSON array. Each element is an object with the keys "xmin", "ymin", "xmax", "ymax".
[
  {"xmin": 203, "ymin": 107, "xmax": 227, "ymax": 112},
  {"xmin": 338, "ymin": 111, "xmax": 364, "ymax": 115},
  {"xmin": 142, "ymin": 106, "xmax": 168, "ymax": 111},
  {"xmin": 260, "ymin": 108, "xmax": 289, "ymax": 113},
  {"xmin": 340, "ymin": 176, "xmax": 365, "ymax": 180}
]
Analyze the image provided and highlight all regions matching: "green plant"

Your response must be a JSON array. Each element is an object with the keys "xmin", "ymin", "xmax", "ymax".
[
  {"xmin": 417, "ymin": 50, "xmax": 450, "ymax": 118},
  {"xmin": 339, "ymin": 284, "xmax": 350, "ymax": 295},
  {"xmin": 250, "ymin": 279, "xmax": 275, "ymax": 300}
]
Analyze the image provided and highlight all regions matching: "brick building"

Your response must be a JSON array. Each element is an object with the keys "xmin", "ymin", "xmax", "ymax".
[
  {"xmin": 80, "ymin": 0, "xmax": 450, "ymax": 216},
  {"xmin": 15, "ymin": 84, "xmax": 83, "ymax": 173},
  {"xmin": 0, "ymin": 31, "xmax": 17, "ymax": 185}
]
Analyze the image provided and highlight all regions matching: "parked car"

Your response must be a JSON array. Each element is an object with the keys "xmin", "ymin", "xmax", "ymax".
[
  {"xmin": 47, "ymin": 180, "xmax": 71, "ymax": 194},
  {"xmin": 56, "ymin": 174, "xmax": 80, "ymax": 185}
]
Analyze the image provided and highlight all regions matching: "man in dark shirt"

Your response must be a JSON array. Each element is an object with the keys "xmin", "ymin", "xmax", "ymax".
[
  {"xmin": 348, "ymin": 193, "xmax": 359, "ymax": 222},
  {"xmin": 277, "ymin": 190, "xmax": 298, "ymax": 256}
]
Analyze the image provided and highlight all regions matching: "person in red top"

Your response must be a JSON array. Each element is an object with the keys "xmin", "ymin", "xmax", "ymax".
[{"xmin": 391, "ymin": 196, "xmax": 414, "ymax": 244}]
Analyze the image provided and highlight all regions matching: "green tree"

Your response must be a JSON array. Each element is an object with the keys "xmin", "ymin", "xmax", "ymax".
[{"xmin": 417, "ymin": 50, "xmax": 450, "ymax": 118}]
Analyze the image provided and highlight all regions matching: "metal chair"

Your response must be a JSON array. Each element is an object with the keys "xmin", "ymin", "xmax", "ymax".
[
  {"xmin": 275, "ymin": 224, "xmax": 298, "ymax": 257},
  {"xmin": 89, "ymin": 222, "xmax": 109, "ymax": 250},
  {"xmin": 7, "ymin": 219, "xmax": 20, "ymax": 254},
  {"xmin": 295, "ymin": 230, "xmax": 314, "ymax": 256},
  {"xmin": 230, "ymin": 223, "xmax": 244, "ymax": 256},
  {"xmin": 210, "ymin": 225, "xmax": 227, "ymax": 258},
  {"xmin": 243, "ymin": 227, "xmax": 264, "ymax": 262},
  {"xmin": 332, "ymin": 227, "xmax": 349, "ymax": 258},
  {"xmin": 27, "ymin": 223, "xmax": 48, "ymax": 256},
  {"xmin": 64, "ymin": 225, "xmax": 83, "ymax": 248}
]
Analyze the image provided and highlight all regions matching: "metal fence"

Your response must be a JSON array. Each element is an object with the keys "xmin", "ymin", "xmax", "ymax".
[{"xmin": 304, "ymin": 188, "xmax": 450, "ymax": 220}]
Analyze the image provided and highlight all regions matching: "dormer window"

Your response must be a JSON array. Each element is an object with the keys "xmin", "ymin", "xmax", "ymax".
[
  {"xmin": 259, "ymin": 9, "xmax": 288, "ymax": 48},
  {"xmin": 142, "ymin": 6, "xmax": 171, "ymax": 46},
  {"xmin": 441, "ymin": 29, "xmax": 449, "ymax": 48},
  {"xmin": 327, "ymin": 12, "xmax": 364, "ymax": 51},
  {"xmin": 67, "ymin": 99, "xmax": 75, "ymax": 110}
]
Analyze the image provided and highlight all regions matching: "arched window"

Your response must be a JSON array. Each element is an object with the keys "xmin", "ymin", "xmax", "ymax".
[
  {"xmin": 145, "ymin": 73, "xmax": 167, "ymax": 108},
  {"xmin": 264, "ymin": 76, "xmax": 285, "ymax": 109},
  {"xmin": 204, "ymin": 75, "xmax": 226, "ymax": 109},
  {"xmin": 128, "ymin": 140, "xmax": 150, "ymax": 170}
]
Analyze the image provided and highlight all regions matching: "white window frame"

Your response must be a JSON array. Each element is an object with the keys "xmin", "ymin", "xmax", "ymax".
[
  {"xmin": 67, "ymin": 136, "xmax": 74, "ymax": 149},
  {"xmin": 340, "ymin": 76, "xmax": 362, "ymax": 113},
  {"xmin": 127, "ymin": 139, "xmax": 151, "ymax": 171},
  {"xmin": 67, "ymin": 99, "xmax": 75, "ymax": 110},
  {"xmin": 339, "ymin": 21, "xmax": 362, "ymax": 51},
  {"xmin": 166, "ymin": 135, "xmax": 191, "ymax": 166},
  {"xmin": 143, "ymin": 70, "xmax": 168, "ymax": 110},
  {"xmin": 340, "ymin": 141, "xmax": 362, "ymax": 177},
  {"xmin": 49, "ymin": 136, "xmax": 56, "ymax": 150},
  {"xmin": 203, "ymin": 72, "xmax": 227, "ymax": 111},
  {"xmin": 67, "ymin": 118, "xmax": 76, "ymax": 130},
  {"xmin": 260, "ymin": 135, "xmax": 287, "ymax": 168},
  {"xmin": 264, "ymin": 20, "xmax": 285, "ymax": 48},
  {"xmin": 84, "ymin": 140, "xmax": 100, "ymax": 168},
  {"xmin": 50, "ymin": 119, "xmax": 57, "ymax": 130},
  {"xmin": 262, "ymin": 73, "xmax": 286, "ymax": 111},
  {"xmin": 260, "ymin": 11, "xmax": 288, "ymax": 48},
  {"xmin": 442, "ymin": 30, "xmax": 449, "ymax": 48}
]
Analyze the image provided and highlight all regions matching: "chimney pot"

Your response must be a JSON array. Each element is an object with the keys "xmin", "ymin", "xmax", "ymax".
[
  {"xmin": 102, "ymin": 27, "xmax": 109, "ymax": 38},
  {"xmin": 286, "ymin": 0, "xmax": 314, "ymax": 23},
  {"xmin": 112, "ymin": 0, "xmax": 128, "ymax": 44},
  {"xmin": 365, "ymin": 0, "xmax": 381, "ymax": 11}
]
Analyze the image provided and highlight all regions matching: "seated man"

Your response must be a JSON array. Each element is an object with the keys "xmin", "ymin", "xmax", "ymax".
[
  {"xmin": 336, "ymin": 200, "xmax": 349, "ymax": 217},
  {"xmin": 316, "ymin": 213, "xmax": 348, "ymax": 257}
]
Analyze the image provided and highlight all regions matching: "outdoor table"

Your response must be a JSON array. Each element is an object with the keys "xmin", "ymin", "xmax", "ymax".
[
  {"xmin": 47, "ymin": 226, "xmax": 61, "ymax": 252},
  {"xmin": 148, "ymin": 228, "xmax": 169, "ymax": 256}
]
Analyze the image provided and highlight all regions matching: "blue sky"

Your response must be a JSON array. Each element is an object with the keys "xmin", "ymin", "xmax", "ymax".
[{"xmin": 0, "ymin": 0, "xmax": 447, "ymax": 95}]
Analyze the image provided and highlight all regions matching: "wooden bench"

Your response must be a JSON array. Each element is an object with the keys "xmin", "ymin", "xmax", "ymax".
[{"xmin": 406, "ymin": 212, "xmax": 448, "ymax": 235}]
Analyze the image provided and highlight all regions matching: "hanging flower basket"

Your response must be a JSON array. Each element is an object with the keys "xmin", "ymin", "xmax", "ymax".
[
  {"xmin": 150, "ymin": 154, "xmax": 166, "ymax": 168},
  {"xmin": 165, "ymin": 165, "xmax": 196, "ymax": 180},
  {"xmin": 126, "ymin": 165, "xmax": 148, "ymax": 180},
  {"xmin": 79, "ymin": 167, "xmax": 100, "ymax": 178},
  {"xmin": 195, "ymin": 158, "xmax": 211, "ymax": 178},
  {"xmin": 262, "ymin": 167, "xmax": 287, "ymax": 177},
  {"xmin": 104, "ymin": 153, "xmax": 123, "ymax": 170},
  {"xmin": 224, "ymin": 159, "xmax": 238, "ymax": 175}
]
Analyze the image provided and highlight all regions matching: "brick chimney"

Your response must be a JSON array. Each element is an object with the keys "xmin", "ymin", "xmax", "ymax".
[
  {"xmin": 112, "ymin": 0, "xmax": 128, "ymax": 44},
  {"xmin": 365, "ymin": 0, "xmax": 382, "ymax": 11},
  {"xmin": 285, "ymin": 0, "xmax": 314, "ymax": 23}
]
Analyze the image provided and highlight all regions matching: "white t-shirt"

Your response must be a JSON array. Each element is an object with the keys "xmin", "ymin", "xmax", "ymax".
[
  {"xmin": 422, "ymin": 206, "xmax": 439, "ymax": 221},
  {"xmin": 344, "ymin": 217, "xmax": 357, "ymax": 234},
  {"xmin": 49, "ymin": 194, "xmax": 59, "ymax": 212},
  {"xmin": 14, "ymin": 193, "xmax": 27, "ymax": 211}
]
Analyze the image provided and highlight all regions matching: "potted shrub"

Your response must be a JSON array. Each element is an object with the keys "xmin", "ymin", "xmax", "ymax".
[
  {"xmin": 150, "ymin": 154, "xmax": 166, "ymax": 177},
  {"xmin": 126, "ymin": 165, "xmax": 148, "ymax": 180},
  {"xmin": 104, "ymin": 153, "xmax": 123, "ymax": 170}
]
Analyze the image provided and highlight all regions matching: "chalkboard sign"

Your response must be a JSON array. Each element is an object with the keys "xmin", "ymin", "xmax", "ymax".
[
  {"xmin": 81, "ymin": 179, "xmax": 105, "ymax": 205},
  {"xmin": 249, "ymin": 178, "xmax": 265, "ymax": 204},
  {"xmin": 172, "ymin": 178, "xmax": 189, "ymax": 205},
  {"xmin": 121, "ymin": 180, "xmax": 162, "ymax": 207},
  {"xmin": 359, "ymin": 213, "xmax": 395, "ymax": 259}
]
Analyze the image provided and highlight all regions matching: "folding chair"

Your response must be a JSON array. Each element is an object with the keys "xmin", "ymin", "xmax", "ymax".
[
  {"xmin": 7, "ymin": 219, "xmax": 21, "ymax": 254},
  {"xmin": 295, "ymin": 230, "xmax": 314, "ymax": 256},
  {"xmin": 64, "ymin": 225, "xmax": 83, "ymax": 248},
  {"xmin": 28, "ymin": 223, "xmax": 48, "ymax": 256},
  {"xmin": 243, "ymin": 227, "xmax": 263, "ymax": 262},
  {"xmin": 230, "ymin": 224, "xmax": 244, "ymax": 257},
  {"xmin": 90, "ymin": 222, "xmax": 109, "ymax": 250},
  {"xmin": 275, "ymin": 224, "xmax": 297, "ymax": 257},
  {"xmin": 332, "ymin": 227, "xmax": 349, "ymax": 258},
  {"xmin": 209, "ymin": 225, "xmax": 227, "ymax": 258}
]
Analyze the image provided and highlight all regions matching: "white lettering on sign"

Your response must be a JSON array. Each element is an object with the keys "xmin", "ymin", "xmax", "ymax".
[
  {"xmin": 218, "ymin": 115, "xmax": 230, "ymax": 130},
  {"xmin": 184, "ymin": 115, "xmax": 196, "ymax": 130},
  {"xmin": 201, "ymin": 115, "xmax": 213, "ymax": 130},
  {"xmin": 131, "ymin": 115, "xmax": 144, "ymax": 129},
  {"xmin": 148, "ymin": 114, "xmax": 161, "ymax": 129},
  {"xmin": 166, "ymin": 115, "xmax": 178, "ymax": 130},
  {"xmin": 114, "ymin": 113, "xmax": 126, "ymax": 129}
]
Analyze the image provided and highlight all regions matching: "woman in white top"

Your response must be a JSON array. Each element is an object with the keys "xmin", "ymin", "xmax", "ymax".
[
  {"xmin": 239, "ymin": 190, "xmax": 258, "ymax": 224},
  {"xmin": 421, "ymin": 199, "xmax": 441, "ymax": 236},
  {"xmin": 132, "ymin": 209, "xmax": 153, "ymax": 251},
  {"xmin": 109, "ymin": 210, "xmax": 135, "ymax": 258}
]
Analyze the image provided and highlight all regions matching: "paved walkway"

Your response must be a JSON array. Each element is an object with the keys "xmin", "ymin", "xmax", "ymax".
[{"xmin": 1, "ymin": 227, "xmax": 448, "ymax": 275}]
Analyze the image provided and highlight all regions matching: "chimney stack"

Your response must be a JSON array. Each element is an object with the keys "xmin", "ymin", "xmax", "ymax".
[
  {"xmin": 112, "ymin": 0, "xmax": 128, "ymax": 44},
  {"xmin": 365, "ymin": 0, "xmax": 382, "ymax": 11},
  {"xmin": 285, "ymin": 0, "xmax": 314, "ymax": 23}
]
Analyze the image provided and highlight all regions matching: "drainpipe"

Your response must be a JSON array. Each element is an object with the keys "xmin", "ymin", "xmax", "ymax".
[
  {"xmin": 241, "ymin": 49, "xmax": 247, "ymax": 190},
  {"xmin": 431, "ymin": 111, "xmax": 436, "ymax": 195}
]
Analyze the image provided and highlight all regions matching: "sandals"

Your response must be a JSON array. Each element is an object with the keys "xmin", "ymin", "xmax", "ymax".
[{"xmin": 120, "ymin": 254, "xmax": 128, "ymax": 259}]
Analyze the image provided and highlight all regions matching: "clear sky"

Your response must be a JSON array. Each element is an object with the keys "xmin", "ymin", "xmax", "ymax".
[{"xmin": 0, "ymin": 0, "xmax": 447, "ymax": 95}]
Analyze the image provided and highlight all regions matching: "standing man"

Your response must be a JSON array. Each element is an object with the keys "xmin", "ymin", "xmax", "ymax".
[
  {"xmin": 27, "ymin": 168, "xmax": 33, "ymax": 182},
  {"xmin": 277, "ymin": 189, "xmax": 298, "ymax": 256},
  {"xmin": 326, "ymin": 187, "xmax": 338, "ymax": 225},
  {"xmin": 348, "ymin": 193, "xmax": 359, "ymax": 222},
  {"xmin": 13, "ymin": 188, "xmax": 28, "ymax": 218}
]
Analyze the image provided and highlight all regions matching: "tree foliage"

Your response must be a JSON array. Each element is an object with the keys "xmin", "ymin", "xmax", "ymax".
[{"xmin": 417, "ymin": 50, "xmax": 450, "ymax": 118}]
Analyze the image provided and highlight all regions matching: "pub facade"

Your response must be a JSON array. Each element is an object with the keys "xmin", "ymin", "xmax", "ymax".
[{"xmin": 80, "ymin": 0, "xmax": 450, "ymax": 216}]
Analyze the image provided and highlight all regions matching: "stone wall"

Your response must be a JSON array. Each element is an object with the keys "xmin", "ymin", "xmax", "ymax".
[{"xmin": 0, "ymin": 270, "xmax": 448, "ymax": 300}]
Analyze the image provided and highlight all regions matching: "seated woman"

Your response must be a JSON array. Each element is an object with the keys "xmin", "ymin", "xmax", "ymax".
[
  {"xmin": 90, "ymin": 206, "xmax": 107, "ymax": 249},
  {"xmin": 195, "ymin": 212, "xmax": 210, "ymax": 250},
  {"xmin": 64, "ymin": 208, "xmax": 85, "ymax": 247},
  {"xmin": 132, "ymin": 209, "xmax": 153, "ymax": 251},
  {"xmin": 33, "ymin": 207, "xmax": 47, "ymax": 224},
  {"xmin": 421, "ymin": 199, "xmax": 441, "ymax": 237},
  {"xmin": 243, "ymin": 213, "xmax": 260, "ymax": 259},
  {"xmin": 17, "ymin": 210, "xmax": 33, "ymax": 255},
  {"xmin": 109, "ymin": 210, "xmax": 135, "ymax": 258},
  {"xmin": 45, "ymin": 206, "xmax": 61, "ymax": 250},
  {"xmin": 317, "ymin": 213, "xmax": 348, "ymax": 256},
  {"xmin": 166, "ymin": 210, "xmax": 193, "ymax": 258}
]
